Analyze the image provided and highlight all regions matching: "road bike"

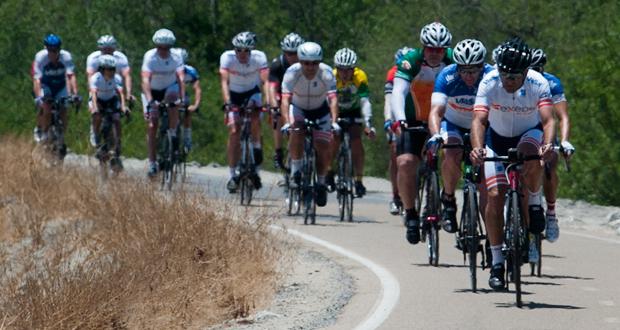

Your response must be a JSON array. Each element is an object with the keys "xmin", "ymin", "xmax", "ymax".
[
  {"xmin": 335, "ymin": 117, "xmax": 358, "ymax": 222},
  {"xmin": 95, "ymin": 103, "xmax": 129, "ymax": 179}
]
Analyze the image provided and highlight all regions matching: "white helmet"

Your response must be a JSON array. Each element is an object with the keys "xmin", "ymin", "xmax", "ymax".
[
  {"xmin": 420, "ymin": 22, "xmax": 452, "ymax": 48},
  {"xmin": 97, "ymin": 35, "xmax": 117, "ymax": 49},
  {"xmin": 98, "ymin": 54, "xmax": 117, "ymax": 69},
  {"xmin": 152, "ymin": 28, "xmax": 176, "ymax": 46},
  {"xmin": 453, "ymin": 39, "xmax": 486, "ymax": 65},
  {"xmin": 334, "ymin": 48, "xmax": 358, "ymax": 68},
  {"xmin": 232, "ymin": 31, "xmax": 256, "ymax": 49},
  {"xmin": 280, "ymin": 33, "xmax": 304, "ymax": 52},
  {"xmin": 297, "ymin": 42, "xmax": 323, "ymax": 61}
]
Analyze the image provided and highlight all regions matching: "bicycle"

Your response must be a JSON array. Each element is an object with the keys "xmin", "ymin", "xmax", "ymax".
[
  {"xmin": 95, "ymin": 104, "xmax": 130, "ymax": 179},
  {"xmin": 442, "ymin": 133, "xmax": 488, "ymax": 292},
  {"xmin": 335, "ymin": 117, "xmax": 358, "ymax": 222},
  {"xmin": 154, "ymin": 100, "xmax": 182, "ymax": 191},
  {"xmin": 228, "ymin": 103, "xmax": 262, "ymax": 205},
  {"xmin": 41, "ymin": 95, "xmax": 80, "ymax": 164},
  {"xmin": 484, "ymin": 148, "xmax": 543, "ymax": 308}
]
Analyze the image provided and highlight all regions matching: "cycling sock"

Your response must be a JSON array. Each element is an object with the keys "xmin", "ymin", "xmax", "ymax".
[
  {"xmin": 229, "ymin": 167, "xmax": 236, "ymax": 178},
  {"xmin": 528, "ymin": 188, "xmax": 542, "ymax": 206},
  {"xmin": 167, "ymin": 128, "xmax": 177, "ymax": 138},
  {"xmin": 318, "ymin": 176, "xmax": 326, "ymax": 184},
  {"xmin": 546, "ymin": 199, "xmax": 556, "ymax": 214},
  {"xmin": 441, "ymin": 191, "xmax": 456, "ymax": 202},
  {"xmin": 255, "ymin": 165, "xmax": 261, "ymax": 174},
  {"xmin": 405, "ymin": 207, "xmax": 417, "ymax": 218},
  {"xmin": 252, "ymin": 141, "xmax": 262, "ymax": 149},
  {"xmin": 491, "ymin": 245, "xmax": 504, "ymax": 265},
  {"xmin": 355, "ymin": 175, "xmax": 363, "ymax": 181},
  {"xmin": 183, "ymin": 128, "xmax": 191, "ymax": 140},
  {"xmin": 290, "ymin": 159, "xmax": 302, "ymax": 174}
]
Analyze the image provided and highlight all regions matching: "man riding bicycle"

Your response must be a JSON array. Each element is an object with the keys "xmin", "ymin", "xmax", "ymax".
[
  {"xmin": 470, "ymin": 38, "xmax": 555, "ymax": 291},
  {"xmin": 32, "ymin": 34, "xmax": 80, "ymax": 144},
  {"xmin": 280, "ymin": 42, "xmax": 340, "ymax": 207},
  {"xmin": 530, "ymin": 48, "xmax": 575, "ymax": 243},
  {"xmin": 173, "ymin": 48, "xmax": 201, "ymax": 152},
  {"xmin": 329, "ymin": 47, "xmax": 376, "ymax": 197},
  {"xmin": 220, "ymin": 31, "xmax": 269, "ymax": 192},
  {"xmin": 390, "ymin": 22, "xmax": 454, "ymax": 245},
  {"xmin": 140, "ymin": 28, "xmax": 185, "ymax": 177},
  {"xmin": 86, "ymin": 35, "xmax": 134, "ymax": 147},
  {"xmin": 428, "ymin": 39, "xmax": 493, "ymax": 233},
  {"xmin": 89, "ymin": 55, "xmax": 129, "ymax": 167},
  {"xmin": 268, "ymin": 33, "xmax": 305, "ymax": 175}
]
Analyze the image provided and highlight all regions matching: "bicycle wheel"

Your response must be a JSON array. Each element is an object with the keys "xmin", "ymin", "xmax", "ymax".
[
  {"xmin": 427, "ymin": 172, "xmax": 441, "ymax": 266},
  {"xmin": 303, "ymin": 149, "xmax": 316, "ymax": 225},
  {"xmin": 464, "ymin": 184, "xmax": 480, "ymax": 292},
  {"xmin": 344, "ymin": 144, "xmax": 354, "ymax": 222},
  {"xmin": 239, "ymin": 139, "xmax": 253, "ymax": 206},
  {"xmin": 337, "ymin": 148, "xmax": 347, "ymax": 222},
  {"xmin": 509, "ymin": 190, "xmax": 523, "ymax": 307}
]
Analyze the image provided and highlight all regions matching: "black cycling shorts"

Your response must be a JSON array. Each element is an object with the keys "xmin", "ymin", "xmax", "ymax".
[
  {"xmin": 230, "ymin": 86, "xmax": 261, "ymax": 107},
  {"xmin": 396, "ymin": 129, "xmax": 428, "ymax": 157}
]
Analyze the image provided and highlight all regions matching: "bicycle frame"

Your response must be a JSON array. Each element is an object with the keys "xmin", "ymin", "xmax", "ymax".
[{"xmin": 336, "ymin": 117, "xmax": 356, "ymax": 222}]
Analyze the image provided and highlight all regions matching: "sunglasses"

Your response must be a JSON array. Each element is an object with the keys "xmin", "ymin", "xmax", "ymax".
[
  {"xmin": 425, "ymin": 47, "xmax": 445, "ymax": 53},
  {"xmin": 499, "ymin": 70, "xmax": 525, "ymax": 80},
  {"xmin": 156, "ymin": 45, "xmax": 171, "ymax": 50},
  {"xmin": 301, "ymin": 61, "xmax": 320, "ymax": 66},
  {"xmin": 103, "ymin": 67, "xmax": 116, "ymax": 72},
  {"xmin": 337, "ymin": 67, "xmax": 354, "ymax": 72},
  {"xmin": 457, "ymin": 66, "xmax": 483, "ymax": 75},
  {"xmin": 284, "ymin": 51, "xmax": 297, "ymax": 56},
  {"xmin": 235, "ymin": 48, "xmax": 250, "ymax": 53},
  {"xmin": 47, "ymin": 47, "xmax": 60, "ymax": 53}
]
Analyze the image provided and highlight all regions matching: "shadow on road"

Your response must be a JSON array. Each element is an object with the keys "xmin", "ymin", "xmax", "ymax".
[
  {"xmin": 495, "ymin": 301, "xmax": 585, "ymax": 310},
  {"xmin": 540, "ymin": 274, "xmax": 594, "ymax": 281},
  {"xmin": 412, "ymin": 263, "xmax": 468, "ymax": 268}
]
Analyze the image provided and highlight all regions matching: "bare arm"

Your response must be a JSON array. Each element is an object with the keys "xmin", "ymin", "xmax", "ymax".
[
  {"xmin": 141, "ymin": 71, "xmax": 152, "ymax": 102},
  {"xmin": 539, "ymin": 105, "xmax": 556, "ymax": 145},
  {"xmin": 428, "ymin": 103, "xmax": 446, "ymax": 135},
  {"xmin": 122, "ymin": 68, "xmax": 132, "ymax": 98},
  {"xmin": 33, "ymin": 78, "xmax": 42, "ymax": 98},
  {"xmin": 470, "ymin": 110, "xmax": 488, "ymax": 164},
  {"xmin": 219, "ymin": 69, "xmax": 231, "ymax": 104},
  {"xmin": 553, "ymin": 101, "xmax": 570, "ymax": 142},
  {"xmin": 118, "ymin": 87, "xmax": 127, "ymax": 113},
  {"xmin": 190, "ymin": 80, "xmax": 202, "ymax": 110},
  {"xmin": 90, "ymin": 87, "xmax": 98, "ymax": 112},
  {"xmin": 281, "ymin": 94, "xmax": 291, "ymax": 124},
  {"xmin": 328, "ymin": 94, "xmax": 338, "ymax": 124},
  {"xmin": 268, "ymin": 82, "xmax": 280, "ymax": 108},
  {"xmin": 259, "ymin": 68, "xmax": 269, "ymax": 107},
  {"xmin": 176, "ymin": 69, "xmax": 185, "ymax": 102},
  {"xmin": 67, "ymin": 74, "xmax": 78, "ymax": 95}
]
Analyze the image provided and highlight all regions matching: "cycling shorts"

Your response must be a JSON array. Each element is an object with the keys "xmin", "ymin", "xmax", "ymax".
[
  {"xmin": 89, "ymin": 96, "xmax": 120, "ymax": 115},
  {"xmin": 141, "ymin": 82, "xmax": 180, "ymax": 122},
  {"xmin": 35, "ymin": 84, "xmax": 68, "ymax": 106},
  {"xmin": 230, "ymin": 86, "xmax": 262, "ymax": 107},
  {"xmin": 396, "ymin": 129, "xmax": 428, "ymax": 157},
  {"xmin": 440, "ymin": 119, "xmax": 469, "ymax": 144},
  {"xmin": 484, "ymin": 125, "xmax": 543, "ymax": 190},
  {"xmin": 290, "ymin": 102, "xmax": 333, "ymax": 144}
]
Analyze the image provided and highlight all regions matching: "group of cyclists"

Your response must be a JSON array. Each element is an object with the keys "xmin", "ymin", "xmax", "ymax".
[{"xmin": 31, "ymin": 21, "xmax": 575, "ymax": 291}]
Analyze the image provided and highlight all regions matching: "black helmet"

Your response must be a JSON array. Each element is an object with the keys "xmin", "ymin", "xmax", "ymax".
[{"xmin": 497, "ymin": 37, "xmax": 531, "ymax": 73}]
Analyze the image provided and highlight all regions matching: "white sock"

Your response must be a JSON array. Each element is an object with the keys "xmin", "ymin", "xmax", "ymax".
[
  {"xmin": 528, "ymin": 188, "xmax": 542, "ymax": 206},
  {"xmin": 290, "ymin": 159, "xmax": 302, "ymax": 174},
  {"xmin": 184, "ymin": 128, "xmax": 191, "ymax": 139},
  {"xmin": 167, "ymin": 128, "xmax": 176, "ymax": 138},
  {"xmin": 491, "ymin": 245, "xmax": 504, "ymax": 265},
  {"xmin": 252, "ymin": 141, "xmax": 262, "ymax": 149},
  {"xmin": 229, "ymin": 167, "xmax": 236, "ymax": 178},
  {"xmin": 255, "ymin": 165, "xmax": 261, "ymax": 174}
]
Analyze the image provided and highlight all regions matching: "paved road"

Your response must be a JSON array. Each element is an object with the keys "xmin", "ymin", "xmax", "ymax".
[{"xmin": 121, "ymin": 160, "xmax": 620, "ymax": 329}]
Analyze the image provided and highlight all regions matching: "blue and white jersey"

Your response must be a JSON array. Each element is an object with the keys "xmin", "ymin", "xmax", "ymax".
[
  {"xmin": 542, "ymin": 72, "xmax": 566, "ymax": 104},
  {"xmin": 431, "ymin": 63, "xmax": 494, "ymax": 129},
  {"xmin": 183, "ymin": 65, "xmax": 200, "ymax": 84},
  {"xmin": 32, "ymin": 49, "xmax": 75, "ymax": 92}
]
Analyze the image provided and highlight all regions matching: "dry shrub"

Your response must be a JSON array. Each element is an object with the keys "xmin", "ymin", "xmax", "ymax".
[{"xmin": 0, "ymin": 136, "xmax": 286, "ymax": 329}]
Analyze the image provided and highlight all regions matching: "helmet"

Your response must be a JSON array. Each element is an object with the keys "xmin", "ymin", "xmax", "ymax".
[
  {"xmin": 44, "ymin": 34, "xmax": 62, "ymax": 47},
  {"xmin": 97, "ymin": 35, "xmax": 117, "ymax": 49},
  {"xmin": 232, "ymin": 31, "xmax": 257, "ymax": 49},
  {"xmin": 297, "ymin": 42, "xmax": 323, "ymax": 61},
  {"xmin": 419, "ymin": 22, "xmax": 452, "ymax": 48},
  {"xmin": 152, "ymin": 28, "xmax": 176, "ymax": 46},
  {"xmin": 452, "ymin": 39, "xmax": 486, "ymax": 65},
  {"xmin": 491, "ymin": 44, "xmax": 504, "ymax": 64},
  {"xmin": 530, "ymin": 48, "xmax": 547, "ymax": 68},
  {"xmin": 280, "ymin": 33, "xmax": 304, "ymax": 52},
  {"xmin": 496, "ymin": 37, "xmax": 531, "ymax": 73},
  {"xmin": 98, "ymin": 54, "xmax": 117, "ymax": 69},
  {"xmin": 394, "ymin": 46, "xmax": 411, "ymax": 63},
  {"xmin": 334, "ymin": 48, "xmax": 358, "ymax": 68}
]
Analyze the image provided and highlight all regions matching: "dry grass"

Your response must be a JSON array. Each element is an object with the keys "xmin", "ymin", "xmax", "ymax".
[{"xmin": 0, "ymin": 136, "xmax": 287, "ymax": 329}]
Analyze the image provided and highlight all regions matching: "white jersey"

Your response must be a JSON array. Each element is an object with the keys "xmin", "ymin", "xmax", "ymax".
[
  {"xmin": 89, "ymin": 72, "xmax": 122, "ymax": 101},
  {"xmin": 282, "ymin": 63, "xmax": 337, "ymax": 110},
  {"xmin": 219, "ymin": 50, "xmax": 268, "ymax": 93},
  {"xmin": 86, "ymin": 50, "xmax": 129, "ymax": 74},
  {"xmin": 141, "ymin": 48, "xmax": 184, "ymax": 90},
  {"xmin": 474, "ymin": 69, "xmax": 553, "ymax": 137},
  {"xmin": 32, "ymin": 49, "xmax": 75, "ymax": 88}
]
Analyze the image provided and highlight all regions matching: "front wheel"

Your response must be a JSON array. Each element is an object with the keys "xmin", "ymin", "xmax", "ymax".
[
  {"xmin": 464, "ymin": 186, "xmax": 480, "ymax": 292},
  {"xmin": 508, "ymin": 190, "xmax": 523, "ymax": 307}
]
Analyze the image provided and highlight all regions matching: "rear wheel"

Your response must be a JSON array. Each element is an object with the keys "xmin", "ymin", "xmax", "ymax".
[
  {"xmin": 464, "ymin": 185, "xmax": 480, "ymax": 292},
  {"xmin": 239, "ymin": 139, "xmax": 253, "ymax": 206},
  {"xmin": 509, "ymin": 191, "xmax": 523, "ymax": 307},
  {"xmin": 426, "ymin": 172, "xmax": 441, "ymax": 266}
]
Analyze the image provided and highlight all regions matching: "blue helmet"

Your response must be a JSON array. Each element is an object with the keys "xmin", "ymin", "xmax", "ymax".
[{"xmin": 44, "ymin": 34, "xmax": 62, "ymax": 47}]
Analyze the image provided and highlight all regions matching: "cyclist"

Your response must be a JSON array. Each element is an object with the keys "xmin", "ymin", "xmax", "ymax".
[
  {"xmin": 384, "ymin": 47, "xmax": 410, "ymax": 215},
  {"xmin": 268, "ymin": 33, "xmax": 305, "ymax": 175},
  {"xmin": 428, "ymin": 39, "xmax": 493, "ymax": 233},
  {"xmin": 173, "ymin": 48, "xmax": 201, "ymax": 151},
  {"xmin": 530, "ymin": 48, "xmax": 575, "ymax": 244},
  {"xmin": 470, "ymin": 38, "xmax": 555, "ymax": 290},
  {"xmin": 32, "ymin": 33, "xmax": 80, "ymax": 144},
  {"xmin": 89, "ymin": 55, "xmax": 128, "ymax": 167},
  {"xmin": 390, "ymin": 22, "xmax": 453, "ymax": 245},
  {"xmin": 329, "ymin": 48, "xmax": 376, "ymax": 197},
  {"xmin": 220, "ymin": 31, "xmax": 269, "ymax": 192},
  {"xmin": 140, "ymin": 28, "xmax": 185, "ymax": 177},
  {"xmin": 280, "ymin": 42, "xmax": 340, "ymax": 207},
  {"xmin": 86, "ymin": 35, "xmax": 133, "ymax": 147}
]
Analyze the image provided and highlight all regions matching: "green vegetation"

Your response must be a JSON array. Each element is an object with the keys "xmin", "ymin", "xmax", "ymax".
[{"xmin": 1, "ymin": 0, "xmax": 618, "ymax": 205}]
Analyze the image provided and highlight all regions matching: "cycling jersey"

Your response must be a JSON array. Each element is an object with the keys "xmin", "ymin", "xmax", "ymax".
[
  {"xmin": 219, "ymin": 50, "xmax": 268, "ymax": 93},
  {"xmin": 384, "ymin": 66, "xmax": 397, "ymax": 95},
  {"xmin": 542, "ymin": 72, "xmax": 566, "ymax": 104},
  {"xmin": 141, "ymin": 48, "xmax": 184, "ymax": 90},
  {"xmin": 474, "ymin": 69, "xmax": 553, "ymax": 138},
  {"xmin": 334, "ymin": 67, "xmax": 370, "ymax": 114},
  {"xmin": 183, "ymin": 65, "xmax": 200, "ymax": 84},
  {"xmin": 393, "ymin": 47, "xmax": 454, "ymax": 123},
  {"xmin": 431, "ymin": 63, "xmax": 494, "ymax": 129},
  {"xmin": 89, "ymin": 72, "xmax": 122, "ymax": 101},
  {"xmin": 268, "ymin": 54, "xmax": 292, "ymax": 85},
  {"xmin": 385, "ymin": 65, "xmax": 416, "ymax": 123},
  {"xmin": 281, "ymin": 62, "xmax": 337, "ymax": 110},
  {"xmin": 86, "ymin": 50, "xmax": 129, "ymax": 74},
  {"xmin": 32, "ymin": 49, "xmax": 75, "ymax": 94}
]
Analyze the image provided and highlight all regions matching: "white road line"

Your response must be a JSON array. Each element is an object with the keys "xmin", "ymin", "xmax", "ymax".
[
  {"xmin": 271, "ymin": 226, "xmax": 400, "ymax": 330},
  {"xmin": 563, "ymin": 230, "xmax": 620, "ymax": 245}
]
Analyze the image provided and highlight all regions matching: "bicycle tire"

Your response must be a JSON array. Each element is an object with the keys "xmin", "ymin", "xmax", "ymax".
[
  {"xmin": 345, "ymin": 143, "xmax": 354, "ymax": 222},
  {"xmin": 239, "ymin": 138, "xmax": 253, "ymax": 206},
  {"xmin": 464, "ymin": 184, "xmax": 479, "ymax": 292},
  {"xmin": 427, "ymin": 171, "xmax": 441, "ymax": 266},
  {"xmin": 303, "ymin": 145, "xmax": 316, "ymax": 225},
  {"xmin": 509, "ymin": 190, "xmax": 523, "ymax": 307},
  {"xmin": 337, "ymin": 146, "xmax": 347, "ymax": 222}
]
